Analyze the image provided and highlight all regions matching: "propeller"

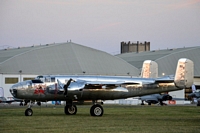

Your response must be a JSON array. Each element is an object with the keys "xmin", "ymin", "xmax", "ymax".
[{"xmin": 63, "ymin": 78, "xmax": 73, "ymax": 96}]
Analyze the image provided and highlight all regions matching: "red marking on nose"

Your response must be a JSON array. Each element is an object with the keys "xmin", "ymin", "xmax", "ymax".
[{"xmin": 34, "ymin": 88, "xmax": 45, "ymax": 94}]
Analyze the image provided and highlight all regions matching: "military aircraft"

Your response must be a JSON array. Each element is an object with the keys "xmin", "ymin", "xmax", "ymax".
[
  {"xmin": 140, "ymin": 93, "xmax": 172, "ymax": 105},
  {"xmin": 9, "ymin": 58, "xmax": 194, "ymax": 116},
  {"xmin": 188, "ymin": 84, "xmax": 200, "ymax": 106}
]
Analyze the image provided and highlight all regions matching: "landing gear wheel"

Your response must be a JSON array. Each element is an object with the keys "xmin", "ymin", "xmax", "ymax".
[
  {"xmin": 90, "ymin": 104, "xmax": 103, "ymax": 116},
  {"xmin": 64, "ymin": 105, "xmax": 77, "ymax": 115},
  {"xmin": 25, "ymin": 108, "xmax": 33, "ymax": 116}
]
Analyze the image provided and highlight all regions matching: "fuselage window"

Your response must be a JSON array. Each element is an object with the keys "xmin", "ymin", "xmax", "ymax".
[{"xmin": 45, "ymin": 77, "xmax": 51, "ymax": 82}]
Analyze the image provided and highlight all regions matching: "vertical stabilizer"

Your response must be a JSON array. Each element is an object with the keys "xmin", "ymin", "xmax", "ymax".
[
  {"xmin": 174, "ymin": 58, "xmax": 194, "ymax": 88},
  {"xmin": 141, "ymin": 60, "xmax": 158, "ymax": 78}
]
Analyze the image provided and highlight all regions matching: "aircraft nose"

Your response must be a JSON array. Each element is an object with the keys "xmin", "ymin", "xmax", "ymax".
[{"xmin": 10, "ymin": 85, "xmax": 18, "ymax": 98}]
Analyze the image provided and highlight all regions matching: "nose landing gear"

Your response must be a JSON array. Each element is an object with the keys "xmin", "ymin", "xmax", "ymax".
[
  {"xmin": 25, "ymin": 108, "xmax": 33, "ymax": 116},
  {"xmin": 25, "ymin": 101, "xmax": 33, "ymax": 116}
]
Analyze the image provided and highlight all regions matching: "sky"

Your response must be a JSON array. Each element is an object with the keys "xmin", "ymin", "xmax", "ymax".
[{"xmin": 0, "ymin": 0, "xmax": 200, "ymax": 54}]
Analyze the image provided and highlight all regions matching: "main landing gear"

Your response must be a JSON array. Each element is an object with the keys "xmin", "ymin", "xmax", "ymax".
[
  {"xmin": 90, "ymin": 104, "xmax": 104, "ymax": 116},
  {"xmin": 64, "ymin": 104, "xmax": 77, "ymax": 115},
  {"xmin": 64, "ymin": 101, "xmax": 104, "ymax": 116},
  {"xmin": 24, "ymin": 100, "xmax": 104, "ymax": 116}
]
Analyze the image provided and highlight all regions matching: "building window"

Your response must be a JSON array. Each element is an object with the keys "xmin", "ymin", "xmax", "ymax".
[
  {"xmin": 23, "ymin": 77, "xmax": 35, "ymax": 81},
  {"xmin": 5, "ymin": 78, "xmax": 18, "ymax": 84}
]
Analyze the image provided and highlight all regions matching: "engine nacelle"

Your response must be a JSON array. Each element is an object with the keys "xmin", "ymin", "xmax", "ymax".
[{"xmin": 68, "ymin": 82, "xmax": 85, "ymax": 91}]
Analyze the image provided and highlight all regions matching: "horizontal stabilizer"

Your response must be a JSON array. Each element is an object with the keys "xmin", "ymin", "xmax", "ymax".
[{"xmin": 155, "ymin": 76, "xmax": 174, "ymax": 83}]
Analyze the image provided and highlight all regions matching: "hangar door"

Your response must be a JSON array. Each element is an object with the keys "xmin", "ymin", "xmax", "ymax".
[{"xmin": 0, "ymin": 87, "xmax": 4, "ymax": 97}]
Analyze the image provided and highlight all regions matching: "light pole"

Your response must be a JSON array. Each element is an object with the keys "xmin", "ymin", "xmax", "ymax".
[{"xmin": 19, "ymin": 70, "xmax": 22, "ymax": 82}]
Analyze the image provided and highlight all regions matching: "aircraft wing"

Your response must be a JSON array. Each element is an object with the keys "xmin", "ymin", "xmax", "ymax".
[
  {"xmin": 57, "ymin": 79, "xmax": 141, "ymax": 93},
  {"xmin": 0, "ymin": 100, "xmax": 13, "ymax": 103},
  {"xmin": 0, "ymin": 97, "xmax": 23, "ymax": 104},
  {"xmin": 172, "ymin": 98, "xmax": 187, "ymax": 101},
  {"xmin": 84, "ymin": 80, "xmax": 140, "ymax": 85},
  {"xmin": 13, "ymin": 97, "xmax": 23, "ymax": 102},
  {"xmin": 140, "ymin": 96, "xmax": 158, "ymax": 102}
]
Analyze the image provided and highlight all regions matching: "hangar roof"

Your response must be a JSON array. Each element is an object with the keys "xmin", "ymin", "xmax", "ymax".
[
  {"xmin": 0, "ymin": 42, "xmax": 139, "ymax": 76},
  {"xmin": 116, "ymin": 46, "xmax": 200, "ymax": 77}
]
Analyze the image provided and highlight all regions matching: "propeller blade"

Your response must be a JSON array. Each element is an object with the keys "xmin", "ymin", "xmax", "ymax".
[{"xmin": 63, "ymin": 78, "xmax": 73, "ymax": 96}]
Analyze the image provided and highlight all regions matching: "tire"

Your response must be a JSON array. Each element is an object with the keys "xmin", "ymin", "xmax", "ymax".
[
  {"xmin": 25, "ymin": 108, "xmax": 33, "ymax": 116},
  {"xmin": 64, "ymin": 105, "xmax": 77, "ymax": 115},
  {"xmin": 90, "ymin": 104, "xmax": 104, "ymax": 116}
]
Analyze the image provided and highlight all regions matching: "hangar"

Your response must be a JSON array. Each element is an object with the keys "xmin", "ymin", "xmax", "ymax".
[
  {"xmin": 0, "ymin": 42, "xmax": 139, "ymax": 98},
  {"xmin": 116, "ymin": 46, "xmax": 200, "ymax": 103}
]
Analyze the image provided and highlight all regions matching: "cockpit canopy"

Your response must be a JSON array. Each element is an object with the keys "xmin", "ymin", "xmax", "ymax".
[
  {"xmin": 36, "ymin": 75, "xmax": 55, "ymax": 83},
  {"xmin": 10, "ymin": 79, "xmax": 44, "ymax": 98},
  {"xmin": 10, "ymin": 79, "xmax": 43, "ymax": 90}
]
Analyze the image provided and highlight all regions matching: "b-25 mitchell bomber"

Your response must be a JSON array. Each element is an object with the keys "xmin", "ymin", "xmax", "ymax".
[{"xmin": 10, "ymin": 58, "xmax": 194, "ymax": 116}]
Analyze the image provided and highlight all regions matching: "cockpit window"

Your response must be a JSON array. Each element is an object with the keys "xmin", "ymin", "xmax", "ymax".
[
  {"xmin": 45, "ymin": 77, "xmax": 51, "ymax": 82},
  {"xmin": 36, "ymin": 75, "xmax": 43, "ymax": 79},
  {"xmin": 31, "ymin": 79, "xmax": 43, "ymax": 83}
]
